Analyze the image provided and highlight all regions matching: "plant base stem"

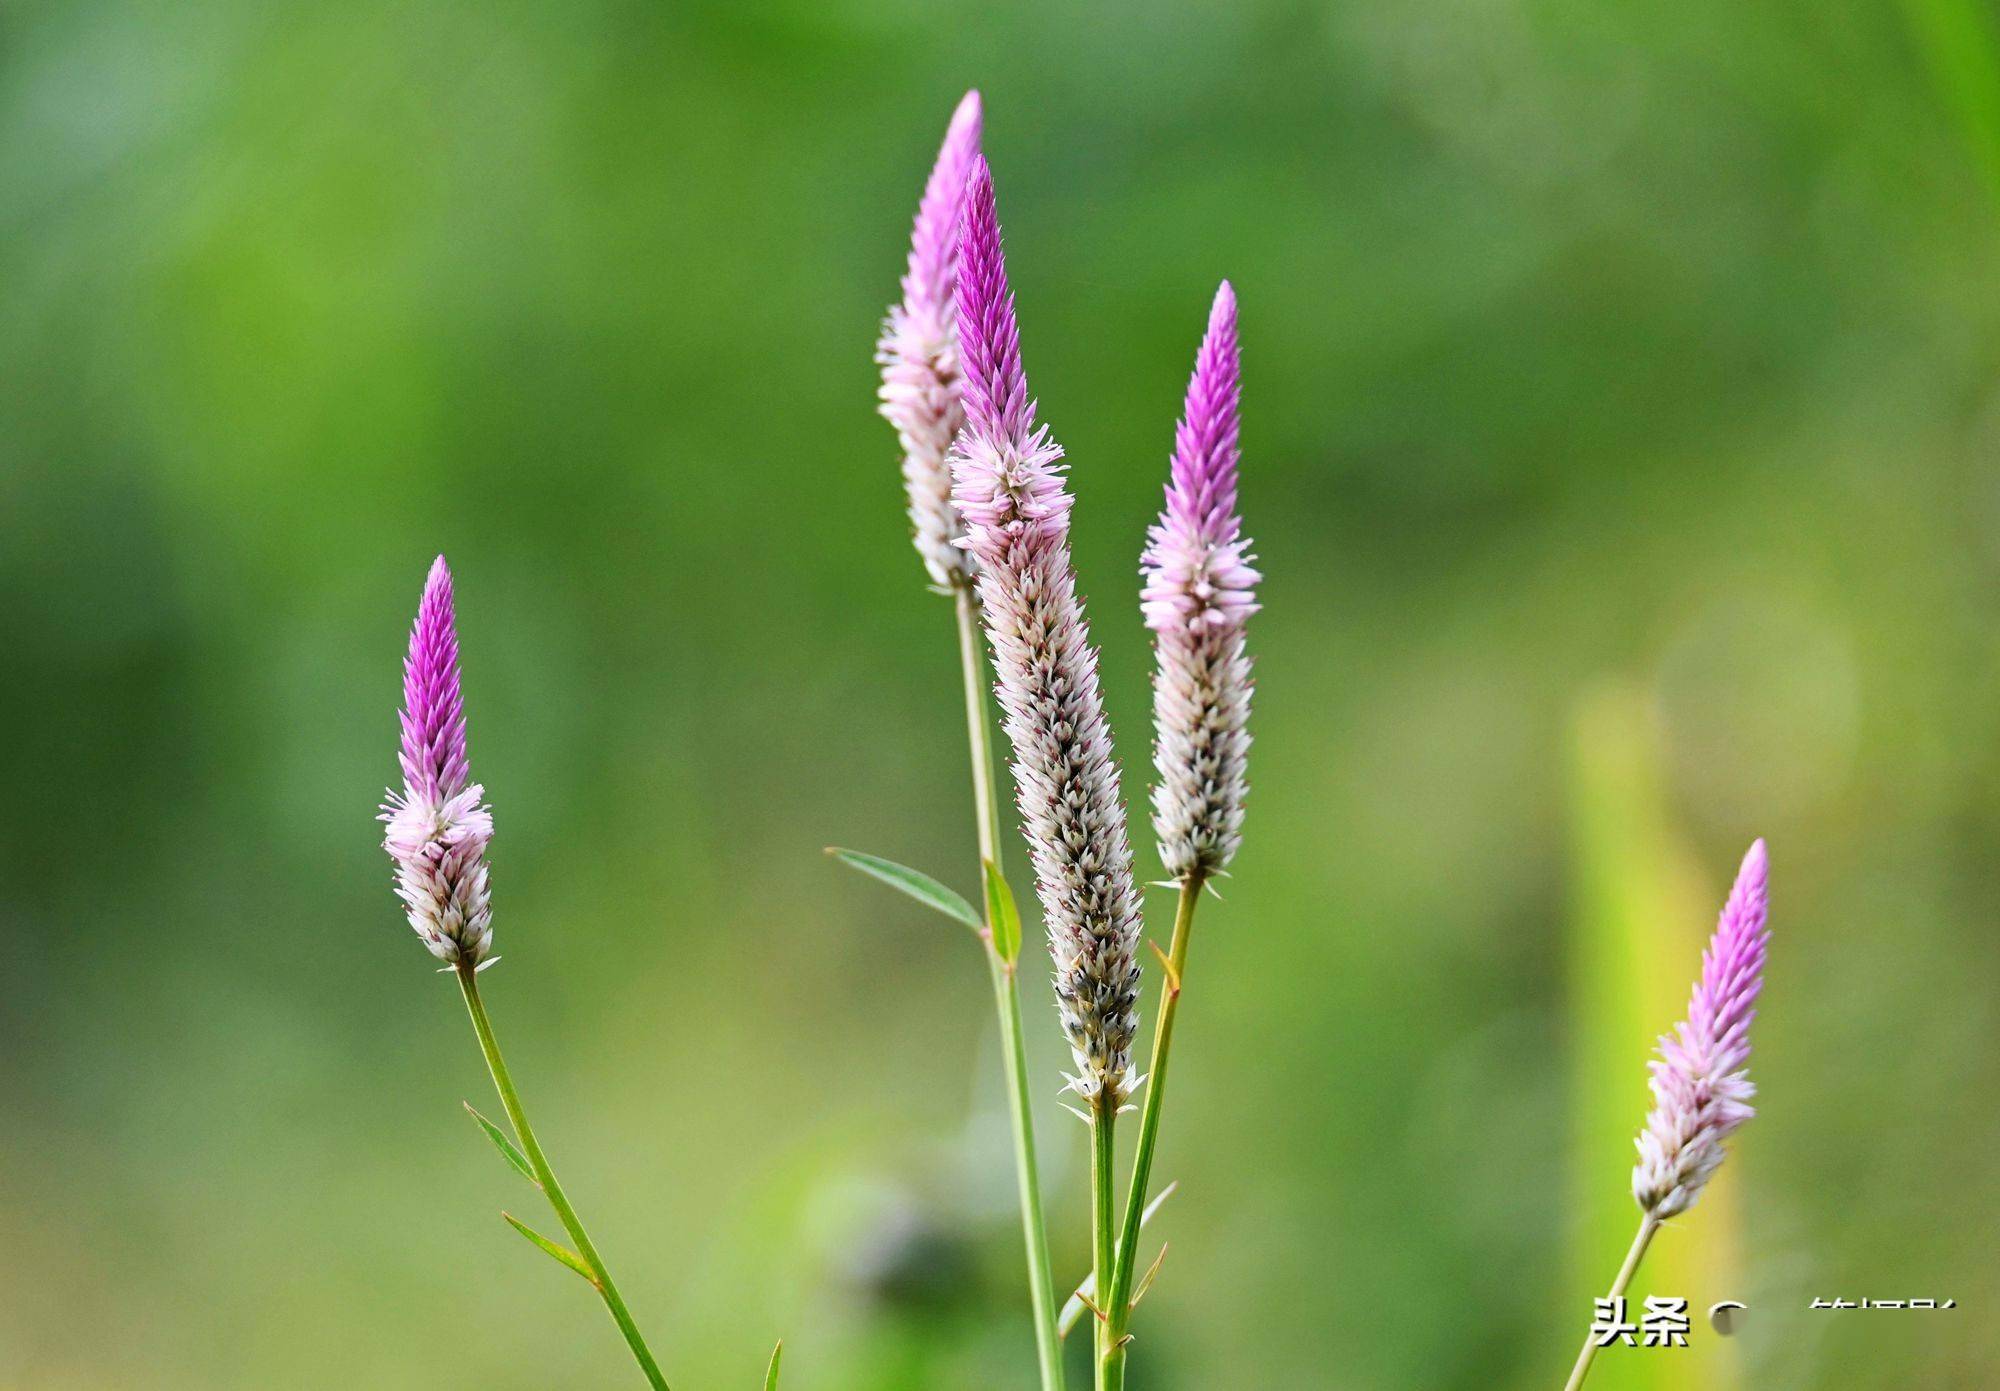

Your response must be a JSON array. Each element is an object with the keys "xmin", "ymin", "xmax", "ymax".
[
  {"xmin": 1090, "ymin": 1102, "xmax": 1118, "ymax": 1391},
  {"xmin": 1561, "ymin": 1212, "xmax": 1661, "ymax": 1391},
  {"xmin": 457, "ymin": 964, "xmax": 672, "ymax": 1391},
  {"xmin": 1100, "ymin": 876, "xmax": 1204, "ymax": 1391},
  {"xmin": 993, "ymin": 954, "xmax": 1066, "ymax": 1391}
]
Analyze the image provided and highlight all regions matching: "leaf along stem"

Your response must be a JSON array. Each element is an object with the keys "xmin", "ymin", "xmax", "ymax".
[
  {"xmin": 456, "ymin": 964, "xmax": 673, "ymax": 1391},
  {"xmin": 1059, "ymin": 1180, "xmax": 1178, "ymax": 1338}
]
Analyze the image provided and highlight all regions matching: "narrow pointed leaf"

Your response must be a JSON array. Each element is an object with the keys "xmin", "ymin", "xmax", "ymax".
[
  {"xmin": 502, "ymin": 1212, "xmax": 596, "ymax": 1285},
  {"xmin": 1059, "ymin": 1180, "xmax": 1179, "ymax": 1336},
  {"xmin": 1059, "ymin": 1279, "xmax": 1095, "ymax": 1338},
  {"xmin": 464, "ymin": 1102, "xmax": 538, "ymax": 1187},
  {"xmin": 827, "ymin": 849, "xmax": 981, "ymax": 931},
  {"xmin": 764, "ymin": 1340, "xmax": 783, "ymax": 1390},
  {"xmin": 1131, "ymin": 1242, "xmax": 1170, "ymax": 1307},
  {"xmin": 982, "ymin": 858, "xmax": 1023, "ymax": 964}
]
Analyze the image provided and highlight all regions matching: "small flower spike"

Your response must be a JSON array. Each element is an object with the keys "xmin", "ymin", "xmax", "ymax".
[
  {"xmin": 1632, "ymin": 840, "xmax": 1771, "ymax": 1218},
  {"xmin": 879, "ymin": 90, "xmax": 984, "ymax": 590},
  {"xmin": 382, "ymin": 556, "xmax": 494, "ymax": 966},
  {"xmin": 949, "ymin": 157, "xmax": 1144, "ymax": 1109},
  {"xmin": 1142, "ymin": 282, "xmax": 1258, "ymax": 881}
]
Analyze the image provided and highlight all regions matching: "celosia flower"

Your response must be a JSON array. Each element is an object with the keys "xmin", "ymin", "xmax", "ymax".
[
  {"xmin": 382, "ymin": 556, "xmax": 494, "ymax": 967},
  {"xmin": 949, "ymin": 157, "xmax": 1143, "ymax": 1109},
  {"xmin": 1632, "ymin": 839, "xmax": 1770, "ymax": 1218},
  {"xmin": 1142, "ymin": 282, "xmax": 1258, "ymax": 881},
  {"xmin": 878, "ymin": 90, "xmax": 983, "ymax": 590}
]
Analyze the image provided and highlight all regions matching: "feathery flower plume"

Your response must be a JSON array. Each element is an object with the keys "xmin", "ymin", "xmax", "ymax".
[
  {"xmin": 950, "ymin": 157, "xmax": 1143, "ymax": 1109},
  {"xmin": 1142, "ymin": 282, "xmax": 1259, "ymax": 881},
  {"xmin": 382, "ymin": 556, "xmax": 494, "ymax": 966},
  {"xmin": 1632, "ymin": 839, "xmax": 1770, "ymax": 1218},
  {"xmin": 879, "ymin": 90, "xmax": 983, "ymax": 590}
]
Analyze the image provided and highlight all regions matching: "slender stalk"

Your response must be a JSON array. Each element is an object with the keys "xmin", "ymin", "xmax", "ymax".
[
  {"xmin": 954, "ymin": 584, "xmax": 1064, "ymax": 1391},
  {"xmin": 992, "ymin": 954, "xmax": 1065, "ymax": 1391},
  {"xmin": 954, "ymin": 586, "xmax": 1007, "ymax": 873},
  {"xmin": 1090, "ymin": 1101, "xmax": 1119, "ymax": 1391},
  {"xmin": 1099, "ymin": 875, "xmax": 1203, "ymax": 1388},
  {"xmin": 1561, "ymin": 1212, "xmax": 1661, "ymax": 1391},
  {"xmin": 456, "ymin": 965, "xmax": 672, "ymax": 1391}
]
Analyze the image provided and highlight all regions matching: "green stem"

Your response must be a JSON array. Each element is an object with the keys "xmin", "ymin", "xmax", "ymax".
[
  {"xmin": 1090, "ymin": 1101, "xmax": 1118, "ymax": 1391},
  {"xmin": 457, "ymin": 964, "xmax": 672, "ymax": 1391},
  {"xmin": 954, "ymin": 585, "xmax": 1007, "ymax": 869},
  {"xmin": 1561, "ymin": 1212, "xmax": 1660, "ymax": 1391},
  {"xmin": 992, "ymin": 954, "xmax": 1066, "ymax": 1391},
  {"xmin": 1100, "ymin": 876, "xmax": 1203, "ymax": 1390},
  {"xmin": 954, "ymin": 584, "xmax": 1064, "ymax": 1391}
]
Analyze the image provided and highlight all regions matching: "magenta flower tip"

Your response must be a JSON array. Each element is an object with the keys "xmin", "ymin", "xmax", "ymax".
[
  {"xmin": 383, "ymin": 556, "xmax": 494, "ymax": 966},
  {"xmin": 398, "ymin": 556, "xmax": 469, "ymax": 803},
  {"xmin": 904, "ymin": 90, "xmax": 984, "ymax": 323},
  {"xmin": 1741, "ymin": 835, "xmax": 1768, "ymax": 885},
  {"xmin": 878, "ymin": 92, "xmax": 985, "ymax": 589},
  {"xmin": 1141, "ymin": 279, "xmax": 1258, "ymax": 637},
  {"xmin": 952, "ymin": 158, "xmax": 1070, "ymax": 547},
  {"xmin": 1632, "ymin": 839, "xmax": 1770, "ymax": 1217},
  {"xmin": 955, "ymin": 156, "xmax": 1040, "ymax": 457}
]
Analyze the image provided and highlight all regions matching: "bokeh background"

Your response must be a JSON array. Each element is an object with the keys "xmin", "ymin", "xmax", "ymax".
[{"xmin": 3, "ymin": 1, "xmax": 1997, "ymax": 1387}]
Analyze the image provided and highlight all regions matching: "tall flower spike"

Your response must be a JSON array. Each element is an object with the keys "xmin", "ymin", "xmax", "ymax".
[
  {"xmin": 878, "ymin": 90, "xmax": 983, "ymax": 590},
  {"xmin": 1632, "ymin": 839, "xmax": 1770, "ymax": 1218},
  {"xmin": 382, "ymin": 556, "xmax": 495, "ymax": 966},
  {"xmin": 950, "ymin": 158, "xmax": 1144, "ymax": 1109},
  {"xmin": 1142, "ymin": 282, "xmax": 1259, "ymax": 880}
]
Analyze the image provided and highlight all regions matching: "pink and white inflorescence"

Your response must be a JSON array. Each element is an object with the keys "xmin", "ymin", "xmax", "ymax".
[
  {"xmin": 878, "ymin": 90, "xmax": 983, "ymax": 590},
  {"xmin": 1632, "ymin": 839, "xmax": 1770, "ymax": 1218},
  {"xmin": 1141, "ymin": 283, "xmax": 1259, "ymax": 881},
  {"xmin": 949, "ymin": 158, "xmax": 1144, "ymax": 1110},
  {"xmin": 382, "ymin": 556, "xmax": 495, "ymax": 967}
]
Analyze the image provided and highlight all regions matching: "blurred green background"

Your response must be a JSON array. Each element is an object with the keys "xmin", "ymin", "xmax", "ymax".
[{"xmin": 3, "ymin": 0, "xmax": 1997, "ymax": 1386}]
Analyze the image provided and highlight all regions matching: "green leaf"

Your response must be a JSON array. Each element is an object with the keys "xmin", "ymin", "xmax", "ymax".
[
  {"xmin": 763, "ymin": 1339, "xmax": 783, "ymax": 1391},
  {"xmin": 502, "ymin": 1212, "xmax": 597, "ymax": 1285},
  {"xmin": 982, "ymin": 859, "xmax": 1023, "ymax": 965},
  {"xmin": 826, "ymin": 848, "xmax": 981, "ymax": 932},
  {"xmin": 464, "ymin": 1102, "xmax": 538, "ymax": 1187}
]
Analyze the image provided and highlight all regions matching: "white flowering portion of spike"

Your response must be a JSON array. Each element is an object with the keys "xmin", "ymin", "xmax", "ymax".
[
  {"xmin": 1151, "ymin": 624, "xmax": 1253, "ymax": 879},
  {"xmin": 879, "ymin": 327, "xmax": 975, "ymax": 590},
  {"xmin": 383, "ymin": 784, "xmax": 494, "ymax": 965},
  {"xmin": 975, "ymin": 510, "xmax": 1144, "ymax": 1108},
  {"xmin": 1631, "ymin": 1059, "xmax": 1754, "ymax": 1219}
]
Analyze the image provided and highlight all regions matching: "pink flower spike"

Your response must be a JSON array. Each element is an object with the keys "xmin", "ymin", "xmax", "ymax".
[
  {"xmin": 878, "ymin": 90, "xmax": 984, "ymax": 590},
  {"xmin": 949, "ymin": 157, "xmax": 1143, "ymax": 1110},
  {"xmin": 1143, "ymin": 283, "xmax": 1258, "ymax": 879},
  {"xmin": 1632, "ymin": 839, "xmax": 1770, "ymax": 1218},
  {"xmin": 382, "ymin": 556, "xmax": 495, "ymax": 967}
]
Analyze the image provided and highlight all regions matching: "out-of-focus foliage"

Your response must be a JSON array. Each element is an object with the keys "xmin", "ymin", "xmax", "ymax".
[{"xmin": 2, "ymin": 1, "xmax": 1996, "ymax": 1387}]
